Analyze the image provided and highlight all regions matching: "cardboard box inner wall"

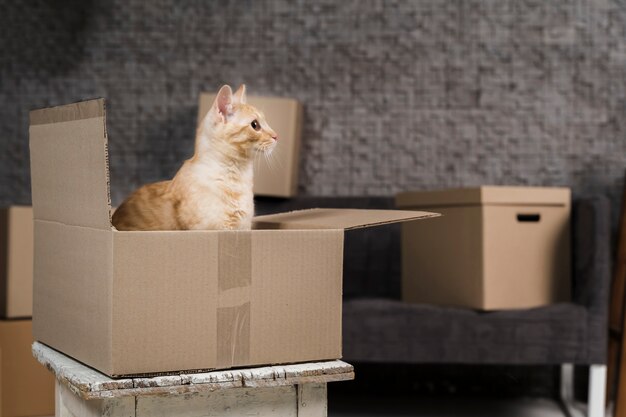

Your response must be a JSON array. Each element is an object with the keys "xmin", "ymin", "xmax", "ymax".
[
  {"xmin": 0, "ymin": 207, "xmax": 34, "ymax": 318},
  {"xmin": 29, "ymin": 98, "xmax": 438, "ymax": 377},
  {"xmin": 396, "ymin": 187, "xmax": 571, "ymax": 310},
  {"xmin": 0, "ymin": 320, "xmax": 55, "ymax": 417},
  {"xmin": 198, "ymin": 93, "xmax": 303, "ymax": 198}
]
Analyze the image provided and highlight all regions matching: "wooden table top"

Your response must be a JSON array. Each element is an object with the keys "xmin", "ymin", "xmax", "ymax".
[{"xmin": 32, "ymin": 341, "xmax": 354, "ymax": 400}]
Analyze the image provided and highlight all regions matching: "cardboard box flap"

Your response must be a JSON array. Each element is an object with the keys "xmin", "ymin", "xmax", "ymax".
[
  {"xmin": 396, "ymin": 186, "xmax": 570, "ymax": 208},
  {"xmin": 29, "ymin": 98, "xmax": 112, "ymax": 230},
  {"xmin": 253, "ymin": 208, "xmax": 440, "ymax": 230}
]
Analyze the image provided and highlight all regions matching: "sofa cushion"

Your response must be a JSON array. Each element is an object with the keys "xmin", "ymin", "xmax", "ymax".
[{"xmin": 343, "ymin": 298, "xmax": 590, "ymax": 365}]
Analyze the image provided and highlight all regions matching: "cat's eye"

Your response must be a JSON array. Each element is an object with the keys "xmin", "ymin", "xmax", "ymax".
[{"xmin": 251, "ymin": 120, "xmax": 260, "ymax": 131}]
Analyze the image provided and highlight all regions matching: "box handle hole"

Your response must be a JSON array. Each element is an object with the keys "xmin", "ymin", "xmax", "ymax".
[{"xmin": 517, "ymin": 213, "xmax": 541, "ymax": 222}]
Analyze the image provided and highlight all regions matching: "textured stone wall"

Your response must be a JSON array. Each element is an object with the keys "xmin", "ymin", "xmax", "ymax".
[{"xmin": 1, "ymin": 0, "xmax": 625, "ymax": 211}]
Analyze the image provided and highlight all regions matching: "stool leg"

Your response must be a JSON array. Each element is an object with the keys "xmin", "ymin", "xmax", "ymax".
[
  {"xmin": 297, "ymin": 383, "xmax": 327, "ymax": 417},
  {"xmin": 55, "ymin": 381, "xmax": 64, "ymax": 417},
  {"xmin": 55, "ymin": 380, "xmax": 135, "ymax": 417}
]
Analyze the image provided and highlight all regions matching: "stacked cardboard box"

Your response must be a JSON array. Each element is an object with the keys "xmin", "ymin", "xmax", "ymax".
[
  {"xmin": 29, "ymin": 98, "xmax": 439, "ymax": 377},
  {"xmin": 0, "ymin": 207, "xmax": 54, "ymax": 416},
  {"xmin": 397, "ymin": 186, "xmax": 571, "ymax": 310}
]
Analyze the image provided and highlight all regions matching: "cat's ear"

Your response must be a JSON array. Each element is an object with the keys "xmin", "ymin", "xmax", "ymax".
[
  {"xmin": 211, "ymin": 85, "xmax": 233, "ymax": 123},
  {"xmin": 234, "ymin": 84, "xmax": 247, "ymax": 104}
]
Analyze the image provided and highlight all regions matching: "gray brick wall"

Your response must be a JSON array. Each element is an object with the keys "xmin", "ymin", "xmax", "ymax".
[{"xmin": 1, "ymin": 0, "xmax": 625, "ymax": 212}]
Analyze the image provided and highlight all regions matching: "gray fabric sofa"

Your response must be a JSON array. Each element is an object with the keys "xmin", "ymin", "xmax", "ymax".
[{"xmin": 255, "ymin": 196, "xmax": 611, "ymax": 414}]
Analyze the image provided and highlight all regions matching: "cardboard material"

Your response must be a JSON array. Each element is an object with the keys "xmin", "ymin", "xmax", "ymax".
[
  {"xmin": 397, "ymin": 186, "xmax": 571, "ymax": 310},
  {"xmin": 396, "ymin": 186, "xmax": 570, "ymax": 207},
  {"xmin": 0, "ymin": 320, "xmax": 55, "ymax": 417},
  {"xmin": 0, "ymin": 207, "xmax": 34, "ymax": 318},
  {"xmin": 30, "ymin": 100, "xmax": 111, "ymax": 230},
  {"xmin": 253, "ymin": 208, "xmax": 440, "ymax": 230},
  {"xmin": 198, "ymin": 93, "xmax": 303, "ymax": 197},
  {"xmin": 29, "ymin": 99, "xmax": 438, "ymax": 377}
]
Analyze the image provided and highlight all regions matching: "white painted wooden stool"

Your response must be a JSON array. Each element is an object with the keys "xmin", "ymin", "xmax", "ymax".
[{"xmin": 32, "ymin": 342, "xmax": 354, "ymax": 417}]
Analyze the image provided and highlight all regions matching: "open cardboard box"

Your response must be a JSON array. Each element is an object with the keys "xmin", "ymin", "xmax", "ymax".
[{"xmin": 29, "ymin": 99, "xmax": 439, "ymax": 377}]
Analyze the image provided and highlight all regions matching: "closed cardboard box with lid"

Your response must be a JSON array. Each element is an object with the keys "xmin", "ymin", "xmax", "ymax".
[
  {"xmin": 396, "ymin": 186, "xmax": 571, "ymax": 310},
  {"xmin": 29, "ymin": 98, "xmax": 438, "ymax": 377},
  {"xmin": 0, "ymin": 320, "xmax": 55, "ymax": 417},
  {"xmin": 0, "ymin": 206, "xmax": 34, "ymax": 318}
]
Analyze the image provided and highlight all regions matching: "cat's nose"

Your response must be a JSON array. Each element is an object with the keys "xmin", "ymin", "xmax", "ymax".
[{"xmin": 272, "ymin": 134, "xmax": 278, "ymax": 141}]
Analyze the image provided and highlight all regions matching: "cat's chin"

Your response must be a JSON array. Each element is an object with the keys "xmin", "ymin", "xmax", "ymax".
[{"xmin": 255, "ymin": 142, "xmax": 277, "ymax": 155}]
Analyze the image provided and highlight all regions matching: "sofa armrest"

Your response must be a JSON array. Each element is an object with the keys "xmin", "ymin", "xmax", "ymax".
[{"xmin": 572, "ymin": 196, "xmax": 612, "ymax": 314}]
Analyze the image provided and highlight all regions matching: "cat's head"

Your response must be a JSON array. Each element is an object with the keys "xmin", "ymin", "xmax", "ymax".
[{"xmin": 204, "ymin": 84, "xmax": 278, "ymax": 158}]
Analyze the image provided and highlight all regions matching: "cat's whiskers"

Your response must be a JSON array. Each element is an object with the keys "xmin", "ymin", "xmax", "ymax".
[
  {"xmin": 262, "ymin": 144, "xmax": 282, "ymax": 173},
  {"xmin": 262, "ymin": 151, "xmax": 274, "ymax": 173},
  {"xmin": 271, "ymin": 148, "xmax": 283, "ymax": 171}
]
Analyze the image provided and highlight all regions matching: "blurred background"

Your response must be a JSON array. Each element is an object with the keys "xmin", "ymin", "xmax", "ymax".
[
  {"xmin": 1, "ymin": 1, "xmax": 625, "ymax": 415},
  {"xmin": 1, "ymin": 1, "xmax": 625, "ymax": 209}
]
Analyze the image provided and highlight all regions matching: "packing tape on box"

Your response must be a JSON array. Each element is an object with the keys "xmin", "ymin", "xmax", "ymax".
[
  {"xmin": 216, "ymin": 231, "xmax": 252, "ymax": 368},
  {"xmin": 217, "ymin": 302, "xmax": 251, "ymax": 367},
  {"xmin": 218, "ymin": 231, "xmax": 252, "ymax": 291}
]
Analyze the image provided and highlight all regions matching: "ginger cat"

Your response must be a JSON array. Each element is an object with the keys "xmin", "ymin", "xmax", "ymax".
[{"xmin": 112, "ymin": 84, "xmax": 278, "ymax": 231}]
